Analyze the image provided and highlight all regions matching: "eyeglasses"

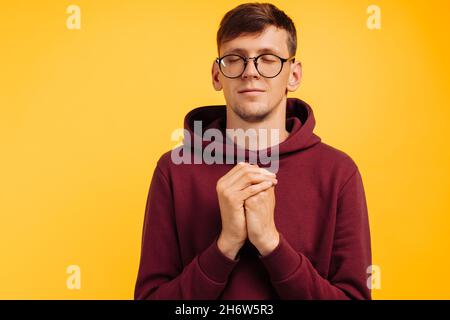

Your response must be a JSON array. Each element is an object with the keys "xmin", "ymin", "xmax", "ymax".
[{"xmin": 215, "ymin": 53, "xmax": 295, "ymax": 79}]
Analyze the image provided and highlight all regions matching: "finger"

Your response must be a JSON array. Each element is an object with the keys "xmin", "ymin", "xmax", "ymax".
[
  {"xmin": 218, "ymin": 162, "xmax": 248, "ymax": 186},
  {"xmin": 249, "ymin": 163, "xmax": 276, "ymax": 177},
  {"xmin": 226, "ymin": 165, "xmax": 276, "ymax": 190},
  {"xmin": 233, "ymin": 171, "xmax": 278, "ymax": 191},
  {"xmin": 239, "ymin": 180, "xmax": 275, "ymax": 200},
  {"xmin": 220, "ymin": 162, "xmax": 257, "ymax": 187}
]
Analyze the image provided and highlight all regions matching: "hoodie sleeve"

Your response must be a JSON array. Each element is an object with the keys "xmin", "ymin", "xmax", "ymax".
[
  {"xmin": 259, "ymin": 168, "xmax": 372, "ymax": 300},
  {"xmin": 134, "ymin": 164, "xmax": 239, "ymax": 300}
]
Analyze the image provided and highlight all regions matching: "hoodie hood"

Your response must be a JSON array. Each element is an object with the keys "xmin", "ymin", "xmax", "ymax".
[{"xmin": 182, "ymin": 97, "xmax": 321, "ymax": 163}]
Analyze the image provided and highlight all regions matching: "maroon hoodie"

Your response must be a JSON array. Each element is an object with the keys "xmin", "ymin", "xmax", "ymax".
[{"xmin": 134, "ymin": 97, "xmax": 372, "ymax": 300}]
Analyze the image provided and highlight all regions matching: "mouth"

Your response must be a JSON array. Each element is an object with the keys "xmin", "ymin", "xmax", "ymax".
[{"xmin": 238, "ymin": 89, "xmax": 266, "ymax": 95}]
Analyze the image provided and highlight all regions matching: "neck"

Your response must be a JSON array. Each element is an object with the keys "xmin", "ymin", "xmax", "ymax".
[{"xmin": 226, "ymin": 96, "xmax": 290, "ymax": 151}]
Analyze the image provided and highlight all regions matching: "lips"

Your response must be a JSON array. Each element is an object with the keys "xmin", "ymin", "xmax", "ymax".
[{"xmin": 238, "ymin": 88, "xmax": 265, "ymax": 93}]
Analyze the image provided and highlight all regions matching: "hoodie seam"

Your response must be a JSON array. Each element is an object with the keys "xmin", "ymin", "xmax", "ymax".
[
  {"xmin": 337, "ymin": 167, "xmax": 358, "ymax": 201},
  {"xmin": 196, "ymin": 255, "xmax": 228, "ymax": 286}
]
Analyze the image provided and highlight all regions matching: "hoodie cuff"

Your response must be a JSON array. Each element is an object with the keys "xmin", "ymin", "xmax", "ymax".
[
  {"xmin": 259, "ymin": 232, "xmax": 301, "ymax": 282},
  {"xmin": 198, "ymin": 236, "xmax": 240, "ymax": 284}
]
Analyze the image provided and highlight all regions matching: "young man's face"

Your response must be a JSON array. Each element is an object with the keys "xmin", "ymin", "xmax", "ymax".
[{"xmin": 212, "ymin": 25, "xmax": 301, "ymax": 123}]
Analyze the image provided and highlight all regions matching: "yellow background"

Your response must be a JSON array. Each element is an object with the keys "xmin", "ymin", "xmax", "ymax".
[{"xmin": 1, "ymin": 0, "xmax": 449, "ymax": 299}]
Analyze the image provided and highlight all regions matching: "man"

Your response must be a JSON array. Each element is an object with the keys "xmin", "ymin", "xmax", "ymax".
[{"xmin": 134, "ymin": 2, "xmax": 371, "ymax": 300}]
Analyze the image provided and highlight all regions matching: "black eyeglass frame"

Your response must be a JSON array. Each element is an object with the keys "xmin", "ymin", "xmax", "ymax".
[{"xmin": 215, "ymin": 53, "xmax": 296, "ymax": 79}]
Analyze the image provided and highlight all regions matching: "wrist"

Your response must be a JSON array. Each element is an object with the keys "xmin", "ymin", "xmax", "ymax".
[
  {"xmin": 255, "ymin": 230, "xmax": 280, "ymax": 257},
  {"xmin": 217, "ymin": 233, "xmax": 244, "ymax": 260}
]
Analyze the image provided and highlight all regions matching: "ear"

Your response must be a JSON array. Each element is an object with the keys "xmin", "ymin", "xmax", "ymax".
[
  {"xmin": 287, "ymin": 61, "xmax": 302, "ymax": 92},
  {"xmin": 212, "ymin": 59, "xmax": 223, "ymax": 91}
]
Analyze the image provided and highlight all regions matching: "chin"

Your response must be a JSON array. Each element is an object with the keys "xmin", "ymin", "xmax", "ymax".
[{"xmin": 232, "ymin": 101, "xmax": 272, "ymax": 123}]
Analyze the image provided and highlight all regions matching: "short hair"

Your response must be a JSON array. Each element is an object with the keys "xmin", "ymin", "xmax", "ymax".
[{"xmin": 217, "ymin": 2, "xmax": 297, "ymax": 57}]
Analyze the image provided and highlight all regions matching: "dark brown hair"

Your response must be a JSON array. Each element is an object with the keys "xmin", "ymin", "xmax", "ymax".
[{"xmin": 217, "ymin": 2, "xmax": 297, "ymax": 57}]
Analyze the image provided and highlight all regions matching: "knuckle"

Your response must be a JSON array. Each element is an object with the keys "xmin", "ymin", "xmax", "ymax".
[
  {"xmin": 244, "ymin": 170, "xmax": 253, "ymax": 178},
  {"xmin": 222, "ymin": 189, "xmax": 231, "ymax": 198},
  {"xmin": 246, "ymin": 185, "xmax": 257, "ymax": 195}
]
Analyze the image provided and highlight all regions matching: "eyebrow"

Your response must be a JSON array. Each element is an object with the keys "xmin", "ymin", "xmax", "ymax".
[{"xmin": 223, "ymin": 47, "xmax": 281, "ymax": 56}]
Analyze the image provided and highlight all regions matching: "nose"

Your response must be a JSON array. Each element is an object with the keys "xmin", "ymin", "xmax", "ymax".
[{"xmin": 241, "ymin": 58, "xmax": 260, "ymax": 79}]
